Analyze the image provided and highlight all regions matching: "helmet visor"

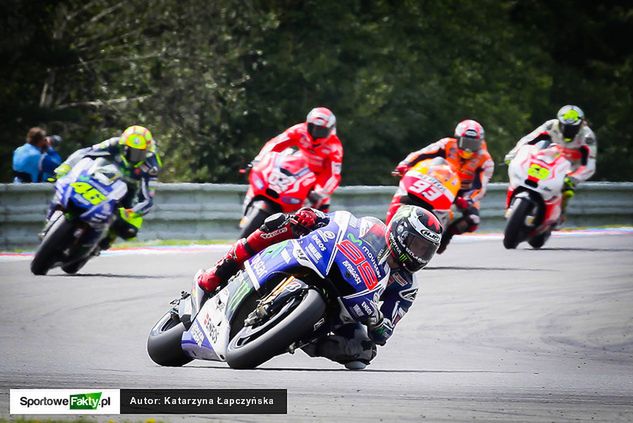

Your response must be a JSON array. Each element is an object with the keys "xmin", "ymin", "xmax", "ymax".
[
  {"xmin": 126, "ymin": 146, "xmax": 147, "ymax": 164},
  {"xmin": 458, "ymin": 136, "xmax": 482, "ymax": 153},
  {"xmin": 561, "ymin": 124, "xmax": 580, "ymax": 141},
  {"xmin": 308, "ymin": 123, "xmax": 331, "ymax": 140},
  {"xmin": 398, "ymin": 230, "xmax": 439, "ymax": 272}
]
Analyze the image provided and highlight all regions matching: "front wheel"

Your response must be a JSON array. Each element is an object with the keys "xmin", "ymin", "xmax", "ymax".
[
  {"xmin": 239, "ymin": 200, "xmax": 277, "ymax": 238},
  {"xmin": 147, "ymin": 311, "xmax": 192, "ymax": 367},
  {"xmin": 31, "ymin": 216, "xmax": 75, "ymax": 275},
  {"xmin": 503, "ymin": 197, "xmax": 532, "ymax": 249},
  {"xmin": 226, "ymin": 289, "xmax": 326, "ymax": 369}
]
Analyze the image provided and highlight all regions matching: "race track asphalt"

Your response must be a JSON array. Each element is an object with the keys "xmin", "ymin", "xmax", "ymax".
[{"xmin": 1, "ymin": 232, "xmax": 632, "ymax": 422}]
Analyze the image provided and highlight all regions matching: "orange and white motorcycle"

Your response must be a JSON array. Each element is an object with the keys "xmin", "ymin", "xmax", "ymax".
[
  {"xmin": 386, "ymin": 157, "xmax": 461, "ymax": 231},
  {"xmin": 504, "ymin": 140, "xmax": 571, "ymax": 249}
]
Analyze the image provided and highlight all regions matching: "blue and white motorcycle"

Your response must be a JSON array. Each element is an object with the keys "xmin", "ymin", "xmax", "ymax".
[
  {"xmin": 147, "ymin": 211, "xmax": 390, "ymax": 369},
  {"xmin": 31, "ymin": 158, "xmax": 128, "ymax": 275}
]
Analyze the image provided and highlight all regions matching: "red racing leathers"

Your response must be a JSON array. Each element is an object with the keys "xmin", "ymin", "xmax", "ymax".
[{"xmin": 255, "ymin": 123, "xmax": 343, "ymax": 211}]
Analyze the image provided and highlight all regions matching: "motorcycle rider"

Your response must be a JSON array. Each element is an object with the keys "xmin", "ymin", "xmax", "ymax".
[
  {"xmin": 504, "ymin": 105, "xmax": 597, "ymax": 222},
  {"xmin": 253, "ymin": 107, "xmax": 343, "ymax": 212},
  {"xmin": 52, "ymin": 125, "xmax": 161, "ymax": 249},
  {"xmin": 393, "ymin": 119, "xmax": 494, "ymax": 253},
  {"xmin": 196, "ymin": 205, "xmax": 442, "ymax": 369}
]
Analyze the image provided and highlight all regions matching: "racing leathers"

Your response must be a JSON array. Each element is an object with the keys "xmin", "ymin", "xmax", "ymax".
[
  {"xmin": 196, "ymin": 208, "xmax": 418, "ymax": 367},
  {"xmin": 393, "ymin": 137, "xmax": 494, "ymax": 252},
  {"xmin": 54, "ymin": 137, "xmax": 161, "ymax": 245},
  {"xmin": 505, "ymin": 120, "xmax": 597, "ymax": 213},
  {"xmin": 254, "ymin": 123, "xmax": 343, "ymax": 212}
]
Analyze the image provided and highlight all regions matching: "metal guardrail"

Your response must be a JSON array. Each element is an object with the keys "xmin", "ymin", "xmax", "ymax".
[{"xmin": 1, "ymin": 182, "xmax": 632, "ymax": 249}]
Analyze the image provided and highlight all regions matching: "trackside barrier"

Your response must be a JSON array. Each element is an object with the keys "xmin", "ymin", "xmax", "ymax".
[{"xmin": 1, "ymin": 182, "xmax": 632, "ymax": 249}]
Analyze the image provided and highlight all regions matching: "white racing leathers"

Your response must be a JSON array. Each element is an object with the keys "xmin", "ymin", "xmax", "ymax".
[{"xmin": 506, "ymin": 119, "xmax": 597, "ymax": 184}]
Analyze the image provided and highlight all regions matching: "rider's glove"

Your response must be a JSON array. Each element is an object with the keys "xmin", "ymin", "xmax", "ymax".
[
  {"xmin": 54, "ymin": 163, "xmax": 71, "ymax": 179},
  {"xmin": 394, "ymin": 162, "xmax": 409, "ymax": 177},
  {"xmin": 291, "ymin": 207, "xmax": 328, "ymax": 235},
  {"xmin": 454, "ymin": 196, "xmax": 472, "ymax": 211},
  {"xmin": 504, "ymin": 153, "xmax": 514, "ymax": 165},
  {"xmin": 367, "ymin": 316, "xmax": 394, "ymax": 346},
  {"xmin": 564, "ymin": 176, "xmax": 576, "ymax": 192}
]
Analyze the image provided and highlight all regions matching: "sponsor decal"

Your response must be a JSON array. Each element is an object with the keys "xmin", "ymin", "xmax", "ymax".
[
  {"xmin": 342, "ymin": 260, "xmax": 362, "ymax": 285},
  {"xmin": 337, "ymin": 239, "xmax": 378, "ymax": 290},
  {"xmin": 260, "ymin": 227, "xmax": 288, "ymax": 239},
  {"xmin": 306, "ymin": 244, "xmax": 323, "ymax": 262},
  {"xmin": 228, "ymin": 280, "xmax": 252, "ymax": 313},
  {"xmin": 319, "ymin": 230, "xmax": 336, "ymax": 241},
  {"xmin": 352, "ymin": 304, "xmax": 363, "ymax": 317},
  {"xmin": 311, "ymin": 234, "xmax": 327, "ymax": 251},
  {"xmin": 191, "ymin": 323, "xmax": 205, "ymax": 347},
  {"xmin": 203, "ymin": 313, "xmax": 219, "ymax": 343},
  {"xmin": 391, "ymin": 272, "xmax": 410, "ymax": 287},
  {"xmin": 250, "ymin": 255, "xmax": 267, "ymax": 279},
  {"xmin": 313, "ymin": 317, "xmax": 325, "ymax": 331},
  {"xmin": 399, "ymin": 287, "xmax": 418, "ymax": 302},
  {"xmin": 361, "ymin": 301, "xmax": 373, "ymax": 316}
]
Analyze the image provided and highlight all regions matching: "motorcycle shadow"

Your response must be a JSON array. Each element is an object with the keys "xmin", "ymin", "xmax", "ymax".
[
  {"xmin": 425, "ymin": 266, "xmax": 553, "ymax": 272},
  {"xmin": 185, "ymin": 364, "xmax": 520, "ymax": 374},
  {"xmin": 537, "ymin": 247, "xmax": 633, "ymax": 252},
  {"xmin": 47, "ymin": 273, "xmax": 176, "ymax": 279}
]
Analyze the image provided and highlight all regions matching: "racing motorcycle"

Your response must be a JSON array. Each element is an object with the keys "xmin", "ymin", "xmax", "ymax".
[
  {"xmin": 147, "ymin": 211, "xmax": 389, "ymax": 369},
  {"xmin": 30, "ymin": 157, "xmax": 128, "ymax": 275},
  {"xmin": 503, "ymin": 140, "xmax": 571, "ymax": 249},
  {"xmin": 387, "ymin": 157, "xmax": 461, "ymax": 229},
  {"xmin": 239, "ymin": 149, "xmax": 317, "ymax": 238}
]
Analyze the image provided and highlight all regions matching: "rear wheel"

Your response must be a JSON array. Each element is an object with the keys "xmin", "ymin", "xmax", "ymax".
[
  {"xmin": 226, "ymin": 289, "xmax": 326, "ymax": 369},
  {"xmin": 503, "ymin": 197, "xmax": 532, "ymax": 249},
  {"xmin": 31, "ymin": 217, "xmax": 75, "ymax": 275},
  {"xmin": 239, "ymin": 200, "xmax": 276, "ymax": 238},
  {"xmin": 147, "ymin": 311, "xmax": 192, "ymax": 367}
]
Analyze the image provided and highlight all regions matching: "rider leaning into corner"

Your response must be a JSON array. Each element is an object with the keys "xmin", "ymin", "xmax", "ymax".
[
  {"xmin": 252, "ymin": 107, "xmax": 343, "ymax": 212},
  {"xmin": 51, "ymin": 125, "xmax": 162, "ymax": 250},
  {"xmin": 392, "ymin": 120, "xmax": 494, "ymax": 253},
  {"xmin": 504, "ymin": 105, "xmax": 597, "ymax": 223},
  {"xmin": 196, "ymin": 205, "xmax": 442, "ymax": 369}
]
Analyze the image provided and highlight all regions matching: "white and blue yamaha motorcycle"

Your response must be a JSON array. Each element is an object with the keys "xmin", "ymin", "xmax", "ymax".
[{"xmin": 147, "ymin": 211, "xmax": 389, "ymax": 369}]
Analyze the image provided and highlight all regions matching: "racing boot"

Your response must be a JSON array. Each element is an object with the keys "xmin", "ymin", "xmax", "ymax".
[{"xmin": 196, "ymin": 240, "xmax": 251, "ymax": 293}]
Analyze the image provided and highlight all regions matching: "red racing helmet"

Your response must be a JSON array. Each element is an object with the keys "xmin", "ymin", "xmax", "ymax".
[
  {"xmin": 454, "ymin": 119, "xmax": 485, "ymax": 159},
  {"xmin": 306, "ymin": 107, "xmax": 336, "ymax": 146}
]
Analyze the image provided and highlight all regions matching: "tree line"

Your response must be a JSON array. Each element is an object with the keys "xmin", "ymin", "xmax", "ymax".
[{"xmin": 2, "ymin": 0, "xmax": 632, "ymax": 184}]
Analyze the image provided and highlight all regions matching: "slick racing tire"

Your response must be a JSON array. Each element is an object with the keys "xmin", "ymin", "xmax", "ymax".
[
  {"xmin": 528, "ymin": 229, "xmax": 551, "ymax": 250},
  {"xmin": 61, "ymin": 257, "xmax": 90, "ymax": 275},
  {"xmin": 226, "ymin": 289, "xmax": 326, "ymax": 369},
  {"xmin": 31, "ymin": 217, "xmax": 75, "ymax": 275},
  {"xmin": 239, "ymin": 200, "xmax": 277, "ymax": 238},
  {"xmin": 503, "ymin": 197, "xmax": 531, "ymax": 250},
  {"xmin": 147, "ymin": 311, "xmax": 192, "ymax": 367}
]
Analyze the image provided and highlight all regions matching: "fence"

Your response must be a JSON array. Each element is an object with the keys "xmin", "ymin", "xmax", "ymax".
[{"xmin": 1, "ymin": 182, "xmax": 632, "ymax": 249}]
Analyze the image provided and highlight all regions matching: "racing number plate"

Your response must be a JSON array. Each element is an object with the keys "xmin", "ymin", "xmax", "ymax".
[
  {"xmin": 527, "ymin": 163, "xmax": 551, "ymax": 180},
  {"xmin": 70, "ymin": 181, "xmax": 107, "ymax": 205}
]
